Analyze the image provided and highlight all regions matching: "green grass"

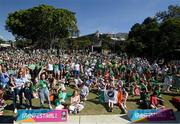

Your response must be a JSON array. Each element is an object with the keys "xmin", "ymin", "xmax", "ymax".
[{"xmin": 2, "ymin": 85, "xmax": 180, "ymax": 117}]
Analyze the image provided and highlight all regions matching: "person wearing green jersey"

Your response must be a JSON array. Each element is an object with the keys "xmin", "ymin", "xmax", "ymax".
[
  {"xmin": 53, "ymin": 62, "xmax": 59, "ymax": 79},
  {"xmin": 38, "ymin": 73, "xmax": 52, "ymax": 109}
]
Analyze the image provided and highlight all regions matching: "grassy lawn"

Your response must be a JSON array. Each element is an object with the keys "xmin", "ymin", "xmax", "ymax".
[{"xmin": 2, "ymin": 85, "xmax": 180, "ymax": 117}]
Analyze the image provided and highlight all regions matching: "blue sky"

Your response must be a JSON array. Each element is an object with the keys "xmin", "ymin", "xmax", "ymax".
[{"xmin": 0, "ymin": 0, "xmax": 179, "ymax": 40}]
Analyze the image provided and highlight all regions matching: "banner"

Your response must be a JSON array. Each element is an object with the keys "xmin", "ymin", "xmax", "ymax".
[
  {"xmin": 128, "ymin": 109, "xmax": 176, "ymax": 122},
  {"xmin": 16, "ymin": 109, "xmax": 68, "ymax": 122},
  {"xmin": 99, "ymin": 90, "xmax": 118, "ymax": 103}
]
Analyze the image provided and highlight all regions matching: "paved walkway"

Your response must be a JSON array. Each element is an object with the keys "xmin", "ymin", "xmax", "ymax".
[
  {"xmin": 62, "ymin": 114, "xmax": 130, "ymax": 124},
  {"xmin": 61, "ymin": 113, "xmax": 180, "ymax": 124}
]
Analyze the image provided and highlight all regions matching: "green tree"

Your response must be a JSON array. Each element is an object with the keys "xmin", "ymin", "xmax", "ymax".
[
  {"xmin": 126, "ymin": 17, "xmax": 159, "ymax": 57},
  {"xmin": 15, "ymin": 39, "xmax": 32, "ymax": 48},
  {"xmin": 156, "ymin": 5, "xmax": 180, "ymax": 21},
  {"xmin": 6, "ymin": 4, "xmax": 78, "ymax": 48},
  {"xmin": 78, "ymin": 38, "xmax": 91, "ymax": 50},
  {"xmin": 158, "ymin": 18, "xmax": 180, "ymax": 57}
]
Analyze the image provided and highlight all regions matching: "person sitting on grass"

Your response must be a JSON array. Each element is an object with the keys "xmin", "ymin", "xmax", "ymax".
[
  {"xmin": 134, "ymin": 83, "xmax": 140, "ymax": 96},
  {"xmin": 122, "ymin": 88, "xmax": 128, "ymax": 112},
  {"xmin": 140, "ymin": 88, "xmax": 149, "ymax": 109},
  {"xmin": 117, "ymin": 87, "xmax": 128, "ymax": 113},
  {"xmin": 80, "ymin": 83, "xmax": 89, "ymax": 101},
  {"xmin": 69, "ymin": 90, "xmax": 84, "ymax": 114},
  {"xmin": 74, "ymin": 77, "xmax": 83, "ymax": 89},
  {"xmin": 55, "ymin": 87, "xmax": 67, "ymax": 110},
  {"xmin": 150, "ymin": 91, "xmax": 165, "ymax": 109},
  {"xmin": 154, "ymin": 85, "xmax": 164, "ymax": 105},
  {"xmin": 163, "ymin": 72, "xmax": 173, "ymax": 92}
]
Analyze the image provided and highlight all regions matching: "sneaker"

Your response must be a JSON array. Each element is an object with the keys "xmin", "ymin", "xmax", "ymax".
[
  {"xmin": 49, "ymin": 105, "xmax": 53, "ymax": 109},
  {"xmin": 29, "ymin": 108, "xmax": 32, "ymax": 110},
  {"xmin": 14, "ymin": 108, "xmax": 17, "ymax": 114}
]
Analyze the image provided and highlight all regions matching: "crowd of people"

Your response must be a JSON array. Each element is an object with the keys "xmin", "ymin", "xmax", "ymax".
[{"xmin": 0, "ymin": 48, "xmax": 180, "ymax": 114}]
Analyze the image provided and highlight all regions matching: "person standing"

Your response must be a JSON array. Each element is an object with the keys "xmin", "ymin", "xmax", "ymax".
[
  {"xmin": 13, "ymin": 72, "xmax": 25, "ymax": 113},
  {"xmin": 80, "ymin": 83, "xmax": 89, "ymax": 101},
  {"xmin": 0, "ymin": 67, "xmax": 9, "ymax": 88},
  {"xmin": 38, "ymin": 73, "xmax": 52, "ymax": 109}
]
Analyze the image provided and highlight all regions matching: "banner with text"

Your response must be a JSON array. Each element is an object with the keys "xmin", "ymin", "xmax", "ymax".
[
  {"xmin": 128, "ymin": 109, "xmax": 176, "ymax": 122},
  {"xmin": 16, "ymin": 109, "xmax": 68, "ymax": 122}
]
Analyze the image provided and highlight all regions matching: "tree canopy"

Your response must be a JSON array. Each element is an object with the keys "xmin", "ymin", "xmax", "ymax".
[
  {"xmin": 125, "ymin": 5, "xmax": 180, "ymax": 59},
  {"xmin": 6, "ymin": 4, "xmax": 78, "ymax": 48}
]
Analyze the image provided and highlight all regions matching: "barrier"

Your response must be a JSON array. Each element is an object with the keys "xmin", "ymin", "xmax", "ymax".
[
  {"xmin": 128, "ymin": 109, "xmax": 176, "ymax": 122},
  {"xmin": 16, "ymin": 109, "xmax": 68, "ymax": 122}
]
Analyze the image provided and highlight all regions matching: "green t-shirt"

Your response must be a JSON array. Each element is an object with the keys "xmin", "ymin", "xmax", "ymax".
[
  {"xmin": 53, "ymin": 64, "xmax": 59, "ymax": 70},
  {"xmin": 28, "ymin": 64, "xmax": 36, "ymax": 70},
  {"xmin": 140, "ymin": 84, "xmax": 147, "ymax": 90},
  {"xmin": 39, "ymin": 80, "xmax": 47, "ymax": 89},
  {"xmin": 98, "ymin": 64, "xmax": 103, "ymax": 70},
  {"xmin": 155, "ymin": 90, "xmax": 162, "ymax": 98},
  {"xmin": 58, "ymin": 92, "xmax": 67, "ymax": 100},
  {"xmin": 120, "ymin": 65, "xmax": 126, "ymax": 72},
  {"xmin": 140, "ymin": 92, "xmax": 148, "ymax": 101},
  {"xmin": 8, "ymin": 69, "xmax": 15, "ymax": 75}
]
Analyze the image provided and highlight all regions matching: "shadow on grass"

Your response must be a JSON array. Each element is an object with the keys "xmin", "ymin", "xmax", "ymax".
[
  {"xmin": 127, "ymin": 98, "xmax": 139, "ymax": 102},
  {"xmin": 102, "ymin": 103, "xmax": 110, "ymax": 112},
  {"xmin": 4, "ymin": 102, "xmax": 43, "ymax": 111},
  {"xmin": 162, "ymin": 92, "xmax": 180, "ymax": 96},
  {"xmin": 87, "ymin": 97, "xmax": 100, "ymax": 105},
  {"xmin": 169, "ymin": 100, "xmax": 180, "ymax": 111},
  {"xmin": 89, "ymin": 89, "xmax": 98, "ymax": 95},
  {"xmin": 0, "ymin": 115, "xmax": 14, "ymax": 123}
]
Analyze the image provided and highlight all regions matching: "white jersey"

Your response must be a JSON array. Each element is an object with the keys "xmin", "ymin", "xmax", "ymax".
[
  {"xmin": 74, "ymin": 64, "xmax": 80, "ymax": 71},
  {"xmin": 48, "ymin": 64, "xmax": 53, "ymax": 71}
]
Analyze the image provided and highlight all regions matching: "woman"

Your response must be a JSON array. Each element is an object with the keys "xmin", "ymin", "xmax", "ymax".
[
  {"xmin": 150, "ymin": 92, "xmax": 165, "ymax": 109},
  {"xmin": 13, "ymin": 72, "xmax": 25, "ymax": 113},
  {"xmin": 38, "ymin": 73, "xmax": 52, "ymax": 109},
  {"xmin": 69, "ymin": 90, "xmax": 84, "ymax": 114},
  {"xmin": 53, "ymin": 61, "xmax": 60, "ymax": 80}
]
